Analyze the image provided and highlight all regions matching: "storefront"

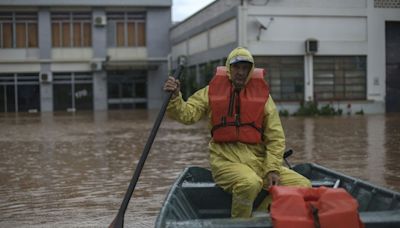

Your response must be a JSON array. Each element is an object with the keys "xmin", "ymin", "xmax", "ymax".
[
  {"xmin": 0, "ymin": 73, "xmax": 40, "ymax": 112},
  {"xmin": 52, "ymin": 72, "xmax": 93, "ymax": 112}
]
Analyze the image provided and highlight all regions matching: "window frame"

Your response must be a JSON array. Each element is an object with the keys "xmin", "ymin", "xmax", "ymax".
[
  {"xmin": 254, "ymin": 56, "xmax": 305, "ymax": 102},
  {"xmin": 0, "ymin": 12, "xmax": 38, "ymax": 48},
  {"xmin": 313, "ymin": 56, "xmax": 367, "ymax": 101},
  {"xmin": 51, "ymin": 12, "xmax": 92, "ymax": 48},
  {"xmin": 106, "ymin": 12, "xmax": 146, "ymax": 47}
]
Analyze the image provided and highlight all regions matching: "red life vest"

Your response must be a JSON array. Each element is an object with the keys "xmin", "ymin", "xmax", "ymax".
[
  {"xmin": 208, "ymin": 66, "xmax": 269, "ymax": 144},
  {"xmin": 270, "ymin": 186, "xmax": 365, "ymax": 228}
]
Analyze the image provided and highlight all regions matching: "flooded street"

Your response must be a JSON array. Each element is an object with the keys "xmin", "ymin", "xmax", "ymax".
[{"xmin": 0, "ymin": 111, "xmax": 399, "ymax": 227}]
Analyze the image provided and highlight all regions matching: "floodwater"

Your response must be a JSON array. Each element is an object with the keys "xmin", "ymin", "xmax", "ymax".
[{"xmin": 0, "ymin": 111, "xmax": 399, "ymax": 227}]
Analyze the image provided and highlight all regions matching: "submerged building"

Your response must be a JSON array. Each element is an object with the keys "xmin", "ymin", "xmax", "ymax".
[
  {"xmin": 0, "ymin": 0, "xmax": 171, "ymax": 112},
  {"xmin": 1, "ymin": 0, "xmax": 399, "ymax": 114},
  {"xmin": 170, "ymin": 0, "xmax": 400, "ymax": 114}
]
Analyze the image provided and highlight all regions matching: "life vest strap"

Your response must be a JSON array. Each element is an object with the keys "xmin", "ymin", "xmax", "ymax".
[
  {"xmin": 210, "ymin": 120, "xmax": 264, "ymax": 137},
  {"xmin": 310, "ymin": 204, "xmax": 321, "ymax": 228}
]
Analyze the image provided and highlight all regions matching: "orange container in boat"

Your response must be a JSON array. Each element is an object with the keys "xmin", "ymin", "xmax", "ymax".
[{"xmin": 270, "ymin": 186, "xmax": 364, "ymax": 228}]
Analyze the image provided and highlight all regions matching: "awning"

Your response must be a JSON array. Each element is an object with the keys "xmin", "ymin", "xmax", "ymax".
[{"xmin": 103, "ymin": 59, "xmax": 167, "ymax": 71}]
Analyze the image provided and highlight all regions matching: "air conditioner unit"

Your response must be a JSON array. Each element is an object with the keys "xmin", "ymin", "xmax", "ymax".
[
  {"xmin": 90, "ymin": 61, "xmax": 103, "ymax": 71},
  {"xmin": 40, "ymin": 72, "xmax": 52, "ymax": 83},
  {"xmin": 94, "ymin": 16, "xmax": 107, "ymax": 27},
  {"xmin": 305, "ymin": 39, "xmax": 318, "ymax": 54}
]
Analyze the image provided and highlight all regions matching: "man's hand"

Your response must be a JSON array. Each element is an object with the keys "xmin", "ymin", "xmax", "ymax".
[
  {"xmin": 264, "ymin": 171, "xmax": 280, "ymax": 189},
  {"xmin": 163, "ymin": 76, "xmax": 180, "ymax": 99}
]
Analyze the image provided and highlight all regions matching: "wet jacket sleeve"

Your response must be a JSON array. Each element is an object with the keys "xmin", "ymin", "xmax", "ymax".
[
  {"xmin": 166, "ymin": 87, "xmax": 209, "ymax": 124},
  {"xmin": 262, "ymin": 96, "xmax": 285, "ymax": 176}
]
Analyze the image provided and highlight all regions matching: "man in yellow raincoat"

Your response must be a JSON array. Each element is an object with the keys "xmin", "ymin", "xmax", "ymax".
[{"xmin": 163, "ymin": 47, "xmax": 311, "ymax": 218}]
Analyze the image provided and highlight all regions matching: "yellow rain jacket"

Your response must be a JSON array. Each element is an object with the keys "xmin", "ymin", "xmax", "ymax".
[{"xmin": 166, "ymin": 47, "xmax": 310, "ymax": 218}]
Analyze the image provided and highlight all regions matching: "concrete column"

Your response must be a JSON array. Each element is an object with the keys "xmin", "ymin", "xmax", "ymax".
[
  {"xmin": 237, "ymin": 2, "xmax": 248, "ymax": 47},
  {"xmin": 146, "ymin": 8, "xmax": 171, "ymax": 109},
  {"xmin": 366, "ymin": 116, "xmax": 385, "ymax": 186},
  {"xmin": 304, "ymin": 55, "xmax": 314, "ymax": 102},
  {"xmin": 147, "ymin": 63, "xmax": 168, "ymax": 109},
  {"xmin": 93, "ymin": 71, "xmax": 108, "ymax": 110},
  {"xmin": 38, "ymin": 8, "xmax": 53, "ymax": 112},
  {"xmin": 92, "ymin": 8, "xmax": 108, "ymax": 110}
]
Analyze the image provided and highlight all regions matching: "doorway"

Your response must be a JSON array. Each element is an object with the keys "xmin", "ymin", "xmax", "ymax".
[
  {"xmin": 386, "ymin": 21, "xmax": 400, "ymax": 112},
  {"xmin": 53, "ymin": 72, "xmax": 93, "ymax": 111},
  {"xmin": 107, "ymin": 70, "xmax": 147, "ymax": 109}
]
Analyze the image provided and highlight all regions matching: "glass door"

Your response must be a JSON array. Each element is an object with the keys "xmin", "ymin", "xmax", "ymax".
[
  {"xmin": 0, "ymin": 73, "xmax": 40, "ymax": 113},
  {"xmin": 53, "ymin": 72, "xmax": 93, "ymax": 111},
  {"xmin": 107, "ymin": 70, "xmax": 147, "ymax": 109}
]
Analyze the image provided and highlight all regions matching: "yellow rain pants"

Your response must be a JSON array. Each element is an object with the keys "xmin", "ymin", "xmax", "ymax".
[{"xmin": 210, "ymin": 148, "xmax": 311, "ymax": 217}]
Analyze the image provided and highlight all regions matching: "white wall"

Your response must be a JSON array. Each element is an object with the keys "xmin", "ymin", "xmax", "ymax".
[
  {"xmin": 209, "ymin": 18, "xmax": 237, "ymax": 48},
  {"xmin": 0, "ymin": 63, "xmax": 40, "ymax": 72},
  {"xmin": 171, "ymin": 41, "xmax": 187, "ymax": 58},
  {"xmin": 247, "ymin": 15, "xmax": 368, "ymax": 55},
  {"xmin": 52, "ymin": 48, "xmax": 93, "ymax": 60},
  {"xmin": 106, "ymin": 47, "xmax": 147, "ymax": 60},
  {"xmin": 0, "ymin": 49, "xmax": 40, "ymax": 60},
  {"xmin": 248, "ymin": 0, "xmax": 367, "ymax": 8},
  {"xmin": 253, "ymin": 16, "xmax": 367, "ymax": 42},
  {"xmin": 188, "ymin": 32, "xmax": 208, "ymax": 55},
  {"xmin": 171, "ymin": 18, "xmax": 237, "ymax": 61},
  {"xmin": 366, "ymin": 1, "xmax": 400, "ymax": 102}
]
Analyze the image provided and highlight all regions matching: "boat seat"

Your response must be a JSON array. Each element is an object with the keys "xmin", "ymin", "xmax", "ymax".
[
  {"xmin": 181, "ymin": 181, "xmax": 231, "ymax": 218},
  {"xmin": 312, "ymin": 180, "xmax": 337, "ymax": 187},
  {"xmin": 181, "ymin": 180, "xmax": 337, "ymax": 188},
  {"xmin": 181, "ymin": 182, "xmax": 217, "ymax": 188}
]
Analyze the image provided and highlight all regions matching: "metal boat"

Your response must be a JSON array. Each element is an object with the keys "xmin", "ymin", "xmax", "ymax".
[{"xmin": 156, "ymin": 163, "xmax": 400, "ymax": 228}]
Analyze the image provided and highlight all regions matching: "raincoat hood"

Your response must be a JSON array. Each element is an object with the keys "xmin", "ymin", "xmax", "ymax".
[{"xmin": 225, "ymin": 47, "xmax": 255, "ymax": 84}]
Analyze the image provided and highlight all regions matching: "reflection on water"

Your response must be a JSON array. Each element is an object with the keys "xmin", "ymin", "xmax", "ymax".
[
  {"xmin": 282, "ymin": 114, "xmax": 400, "ymax": 191},
  {"xmin": 0, "ymin": 111, "xmax": 399, "ymax": 227}
]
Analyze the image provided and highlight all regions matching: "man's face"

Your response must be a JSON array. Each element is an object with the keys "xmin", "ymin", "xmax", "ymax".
[{"xmin": 230, "ymin": 62, "xmax": 252, "ymax": 89}]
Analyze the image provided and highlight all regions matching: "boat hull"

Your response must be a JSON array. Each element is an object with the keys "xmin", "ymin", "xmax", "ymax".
[{"xmin": 156, "ymin": 163, "xmax": 400, "ymax": 228}]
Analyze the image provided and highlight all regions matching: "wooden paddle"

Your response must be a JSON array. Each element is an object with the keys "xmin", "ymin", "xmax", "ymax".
[{"xmin": 109, "ymin": 58, "xmax": 186, "ymax": 228}]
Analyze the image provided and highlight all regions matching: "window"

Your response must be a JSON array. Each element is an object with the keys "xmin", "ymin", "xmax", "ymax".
[
  {"xmin": 51, "ymin": 12, "xmax": 92, "ymax": 47},
  {"xmin": 0, "ymin": 73, "xmax": 40, "ymax": 112},
  {"xmin": 53, "ymin": 72, "xmax": 93, "ymax": 111},
  {"xmin": 207, "ymin": 60, "xmax": 221, "ymax": 83},
  {"xmin": 314, "ymin": 56, "xmax": 366, "ymax": 100},
  {"xmin": 255, "ymin": 56, "xmax": 304, "ymax": 101},
  {"xmin": 107, "ymin": 71, "xmax": 147, "ymax": 109},
  {"xmin": 107, "ymin": 12, "xmax": 146, "ymax": 47},
  {"xmin": 198, "ymin": 64, "xmax": 208, "ymax": 87},
  {"xmin": 181, "ymin": 66, "xmax": 197, "ymax": 100},
  {"xmin": 0, "ymin": 12, "xmax": 38, "ymax": 48}
]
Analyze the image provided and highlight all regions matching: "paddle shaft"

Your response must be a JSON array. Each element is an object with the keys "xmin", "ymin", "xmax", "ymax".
[
  {"xmin": 283, "ymin": 149, "xmax": 293, "ymax": 169},
  {"xmin": 110, "ymin": 64, "xmax": 185, "ymax": 228}
]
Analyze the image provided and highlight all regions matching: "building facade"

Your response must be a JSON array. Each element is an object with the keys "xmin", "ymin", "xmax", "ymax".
[
  {"xmin": 0, "ymin": 0, "xmax": 171, "ymax": 112},
  {"xmin": 170, "ymin": 0, "xmax": 400, "ymax": 114}
]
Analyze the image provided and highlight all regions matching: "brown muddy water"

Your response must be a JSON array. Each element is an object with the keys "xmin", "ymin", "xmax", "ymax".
[{"xmin": 0, "ymin": 111, "xmax": 399, "ymax": 227}]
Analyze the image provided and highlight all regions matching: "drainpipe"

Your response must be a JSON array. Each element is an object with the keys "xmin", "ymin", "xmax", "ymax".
[
  {"xmin": 167, "ymin": 53, "xmax": 172, "ymax": 72},
  {"xmin": 238, "ymin": 0, "xmax": 248, "ymax": 47},
  {"xmin": 304, "ymin": 54, "xmax": 314, "ymax": 102}
]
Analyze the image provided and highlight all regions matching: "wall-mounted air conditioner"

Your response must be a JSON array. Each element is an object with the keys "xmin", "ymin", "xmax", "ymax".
[
  {"xmin": 40, "ymin": 72, "xmax": 52, "ymax": 83},
  {"xmin": 305, "ymin": 39, "xmax": 318, "ymax": 55},
  {"xmin": 90, "ymin": 61, "xmax": 103, "ymax": 71},
  {"xmin": 94, "ymin": 16, "xmax": 106, "ymax": 27}
]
